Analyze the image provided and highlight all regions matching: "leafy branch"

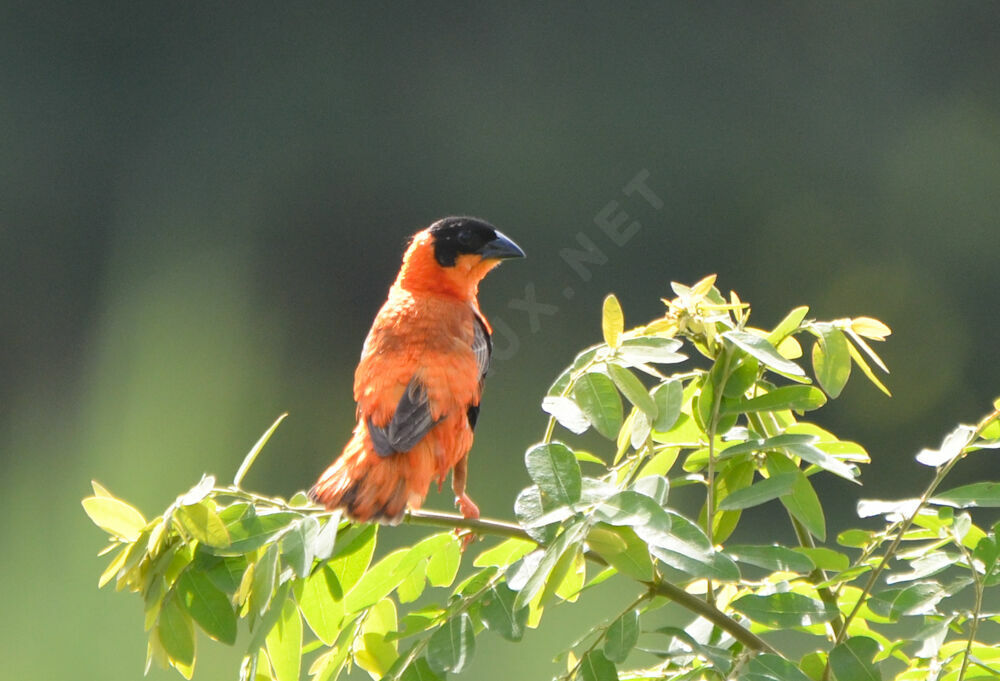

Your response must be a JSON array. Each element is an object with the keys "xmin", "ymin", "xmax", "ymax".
[{"xmin": 84, "ymin": 277, "xmax": 1000, "ymax": 681}]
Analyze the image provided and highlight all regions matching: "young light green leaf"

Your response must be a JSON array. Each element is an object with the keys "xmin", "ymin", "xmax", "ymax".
[
  {"xmin": 178, "ymin": 501, "xmax": 231, "ymax": 548},
  {"xmin": 933, "ymin": 481, "xmax": 1000, "ymax": 508},
  {"xmin": 651, "ymin": 380, "xmax": 683, "ymax": 432},
  {"xmin": 617, "ymin": 337, "xmax": 686, "ymax": 366},
  {"xmin": 812, "ymin": 325, "xmax": 851, "ymax": 398},
  {"xmin": 573, "ymin": 372, "xmax": 624, "ymax": 439},
  {"xmin": 541, "ymin": 396, "xmax": 591, "ymax": 434},
  {"xmin": 473, "ymin": 537, "xmax": 538, "ymax": 569},
  {"xmin": 580, "ymin": 650, "xmax": 618, "ymax": 681},
  {"xmin": 603, "ymin": 609, "xmax": 639, "ymax": 663},
  {"xmin": 512, "ymin": 521, "xmax": 587, "ymax": 611},
  {"xmin": 330, "ymin": 524, "xmax": 377, "ymax": 593},
  {"xmin": 718, "ymin": 473, "xmax": 798, "ymax": 510},
  {"xmin": 479, "ymin": 583, "xmax": 528, "ymax": 642},
  {"xmin": 767, "ymin": 306, "xmax": 809, "ymax": 345},
  {"xmin": 265, "ymin": 597, "xmax": 302, "ymax": 681},
  {"xmin": 915, "ymin": 425, "xmax": 976, "ymax": 467},
  {"xmin": 734, "ymin": 385, "xmax": 827, "ymax": 413},
  {"xmin": 608, "ymin": 364, "xmax": 657, "ymax": 419},
  {"xmin": 298, "ymin": 565, "xmax": 343, "ymax": 645},
  {"xmin": 732, "ymin": 592, "xmax": 839, "ymax": 628},
  {"xmin": 175, "ymin": 569, "xmax": 237, "ymax": 645},
  {"xmin": 602, "ymin": 294, "xmax": 624, "ymax": 349},
  {"xmin": 234, "ymin": 413, "xmax": 288, "ymax": 487},
  {"xmin": 844, "ymin": 339, "xmax": 892, "ymax": 396},
  {"xmin": 723, "ymin": 330, "xmax": 806, "ymax": 376},
  {"xmin": 828, "ymin": 636, "xmax": 882, "ymax": 681},
  {"xmin": 525, "ymin": 442, "xmax": 583, "ymax": 508},
  {"xmin": 344, "ymin": 547, "xmax": 409, "ymax": 613},
  {"xmin": 426, "ymin": 613, "xmax": 475, "ymax": 674},
  {"xmin": 426, "ymin": 535, "xmax": 461, "ymax": 587},
  {"xmin": 82, "ymin": 496, "xmax": 146, "ymax": 542}
]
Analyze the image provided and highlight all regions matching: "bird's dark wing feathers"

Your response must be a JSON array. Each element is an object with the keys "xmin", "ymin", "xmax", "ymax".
[
  {"xmin": 370, "ymin": 315, "xmax": 492, "ymax": 454},
  {"xmin": 368, "ymin": 377, "xmax": 438, "ymax": 456}
]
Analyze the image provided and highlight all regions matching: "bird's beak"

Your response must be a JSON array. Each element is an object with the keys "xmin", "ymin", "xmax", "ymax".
[{"xmin": 478, "ymin": 230, "xmax": 525, "ymax": 260}]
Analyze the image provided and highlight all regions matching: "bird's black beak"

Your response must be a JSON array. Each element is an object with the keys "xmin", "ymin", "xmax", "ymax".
[{"xmin": 478, "ymin": 230, "xmax": 525, "ymax": 260}]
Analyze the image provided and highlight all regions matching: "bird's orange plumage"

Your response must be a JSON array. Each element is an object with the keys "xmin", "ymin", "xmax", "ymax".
[{"xmin": 310, "ymin": 218, "xmax": 523, "ymax": 524}]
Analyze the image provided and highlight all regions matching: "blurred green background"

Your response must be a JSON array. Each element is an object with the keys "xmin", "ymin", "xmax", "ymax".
[{"xmin": 3, "ymin": 4, "xmax": 999, "ymax": 679}]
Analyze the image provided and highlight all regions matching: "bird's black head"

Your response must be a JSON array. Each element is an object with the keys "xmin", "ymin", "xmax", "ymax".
[{"xmin": 428, "ymin": 216, "xmax": 525, "ymax": 267}]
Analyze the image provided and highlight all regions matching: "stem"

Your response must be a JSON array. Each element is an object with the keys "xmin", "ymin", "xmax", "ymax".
[
  {"xmin": 704, "ymin": 347, "xmax": 734, "ymax": 602},
  {"xmin": 562, "ymin": 591, "xmax": 651, "ymax": 680},
  {"xmin": 955, "ymin": 539, "xmax": 985, "ymax": 681}
]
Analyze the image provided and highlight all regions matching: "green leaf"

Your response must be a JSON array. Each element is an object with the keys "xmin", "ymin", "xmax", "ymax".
[
  {"xmin": 595, "ymin": 490, "xmax": 670, "ymax": 527},
  {"xmin": 786, "ymin": 442, "xmax": 860, "ymax": 482},
  {"xmin": 793, "ymin": 547, "xmax": 849, "ymax": 572},
  {"xmin": 298, "ymin": 565, "xmax": 343, "ymax": 645},
  {"xmin": 734, "ymin": 385, "xmax": 827, "ymax": 413},
  {"xmin": 630, "ymin": 475, "xmax": 669, "ymax": 505},
  {"xmin": 602, "ymin": 294, "xmax": 624, "ymax": 349},
  {"xmin": 732, "ymin": 592, "xmax": 839, "ymax": 628},
  {"xmin": 580, "ymin": 650, "xmax": 618, "ymax": 681},
  {"xmin": 744, "ymin": 653, "xmax": 813, "ymax": 681},
  {"xmin": 512, "ymin": 521, "xmax": 587, "ymax": 611},
  {"xmin": 400, "ymin": 657, "xmax": 444, "ymax": 681},
  {"xmin": 251, "ymin": 543, "xmax": 279, "ymax": 617},
  {"xmin": 265, "ymin": 596, "xmax": 302, "ymax": 681},
  {"xmin": 524, "ymin": 442, "xmax": 582, "ymax": 508},
  {"xmin": 650, "ymin": 511, "xmax": 740, "ymax": 582},
  {"xmin": 479, "ymin": 583, "xmax": 528, "ymax": 642},
  {"xmin": 345, "ymin": 547, "xmax": 409, "ymax": 613},
  {"xmin": 617, "ymin": 337, "xmax": 686, "ymax": 365},
  {"xmin": 541, "ymin": 396, "xmax": 591, "ymax": 435},
  {"xmin": 651, "ymin": 380, "xmax": 683, "ymax": 432},
  {"xmin": 573, "ymin": 372, "xmax": 624, "ymax": 439},
  {"xmin": 234, "ymin": 413, "xmax": 288, "ymax": 486},
  {"xmin": 915, "ymin": 425, "xmax": 976, "ymax": 467},
  {"xmin": 718, "ymin": 473, "xmax": 797, "ymax": 510},
  {"xmin": 828, "ymin": 636, "xmax": 882, "ymax": 681},
  {"xmin": 812, "ymin": 325, "xmax": 852, "ymax": 398},
  {"xmin": 355, "ymin": 598, "xmax": 398, "ymax": 678},
  {"xmin": 724, "ymin": 355, "xmax": 759, "ymax": 399},
  {"xmin": 767, "ymin": 453, "xmax": 826, "ymax": 541},
  {"xmin": 178, "ymin": 501, "xmax": 232, "ymax": 548},
  {"xmin": 767, "ymin": 306, "xmax": 809, "ymax": 345},
  {"xmin": 82, "ymin": 495, "xmax": 146, "ymax": 542},
  {"xmin": 427, "ymin": 536, "xmax": 461, "ymax": 587},
  {"xmin": 725, "ymin": 544, "xmax": 816, "ymax": 574},
  {"xmin": 157, "ymin": 591, "xmax": 196, "ymax": 669},
  {"xmin": 586, "ymin": 524, "xmax": 654, "ymax": 581},
  {"xmin": 224, "ymin": 511, "xmax": 301, "ymax": 554},
  {"xmin": 932, "ymin": 481, "xmax": 1000, "ymax": 508},
  {"xmin": 603, "ymin": 609, "xmax": 639, "ymax": 663},
  {"xmin": 608, "ymin": 364, "xmax": 657, "ymax": 419},
  {"xmin": 175, "ymin": 569, "xmax": 237, "ymax": 645},
  {"xmin": 723, "ymin": 330, "xmax": 805, "ymax": 376},
  {"xmin": 330, "ymin": 524, "xmax": 377, "ymax": 593},
  {"xmin": 426, "ymin": 613, "xmax": 475, "ymax": 674},
  {"xmin": 844, "ymin": 339, "xmax": 891, "ymax": 396}
]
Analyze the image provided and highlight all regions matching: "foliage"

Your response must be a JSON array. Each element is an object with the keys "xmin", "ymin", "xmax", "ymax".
[{"xmin": 85, "ymin": 276, "xmax": 1000, "ymax": 681}]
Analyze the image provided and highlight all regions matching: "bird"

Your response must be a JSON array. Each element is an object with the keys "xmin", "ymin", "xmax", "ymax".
[{"xmin": 309, "ymin": 217, "xmax": 525, "ymax": 528}]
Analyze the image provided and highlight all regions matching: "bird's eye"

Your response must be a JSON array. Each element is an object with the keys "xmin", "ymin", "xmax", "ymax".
[{"xmin": 457, "ymin": 229, "xmax": 476, "ymax": 248}]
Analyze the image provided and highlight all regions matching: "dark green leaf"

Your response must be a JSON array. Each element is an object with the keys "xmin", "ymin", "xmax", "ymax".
[
  {"xmin": 224, "ymin": 511, "xmax": 301, "ymax": 554},
  {"xmin": 718, "ymin": 473, "xmax": 797, "ymax": 510},
  {"xmin": 426, "ymin": 613, "xmax": 475, "ymax": 674},
  {"xmin": 744, "ymin": 653, "xmax": 813, "ymax": 681},
  {"xmin": 595, "ymin": 490, "xmax": 670, "ymax": 527},
  {"xmin": 524, "ymin": 442, "xmax": 582, "ymax": 508},
  {"xmin": 251, "ymin": 543, "xmax": 280, "ymax": 617},
  {"xmin": 650, "ymin": 511, "xmax": 740, "ymax": 581},
  {"xmin": 617, "ymin": 337, "xmax": 686, "ymax": 365},
  {"xmin": 548, "ymin": 346, "xmax": 601, "ymax": 396},
  {"xmin": 734, "ymin": 386, "xmax": 827, "ymax": 414},
  {"xmin": 479, "ymin": 583, "xmax": 527, "ymax": 642},
  {"xmin": 541, "ymin": 396, "xmax": 591, "ymax": 434},
  {"xmin": 580, "ymin": 650, "xmax": 618, "ymax": 681},
  {"xmin": 812, "ymin": 325, "xmax": 852, "ymax": 398},
  {"xmin": 828, "ymin": 637, "xmax": 882, "ymax": 681},
  {"xmin": 723, "ymin": 356, "xmax": 759, "ymax": 399},
  {"xmin": 603, "ymin": 609, "xmax": 639, "ymax": 663},
  {"xmin": 573, "ymin": 372, "xmax": 624, "ymax": 439},
  {"xmin": 608, "ymin": 364, "xmax": 657, "ymax": 418},
  {"xmin": 732, "ymin": 592, "xmax": 839, "ymax": 628},
  {"xmin": 932, "ymin": 481, "xmax": 1000, "ymax": 508},
  {"xmin": 157, "ymin": 591, "xmax": 195, "ymax": 668},
  {"xmin": 652, "ymin": 380, "xmax": 683, "ymax": 432},
  {"xmin": 400, "ymin": 657, "xmax": 444, "ymax": 681},
  {"xmin": 725, "ymin": 544, "xmax": 815, "ymax": 574},
  {"xmin": 176, "ymin": 569, "xmax": 237, "ymax": 644},
  {"xmin": 723, "ymin": 330, "xmax": 805, "ymax": 376}
]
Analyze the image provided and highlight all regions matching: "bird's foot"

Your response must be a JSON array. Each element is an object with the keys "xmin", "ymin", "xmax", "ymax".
[{"xmin": 454, "ymin": 493, "xmax": 480, "ymax": 550}]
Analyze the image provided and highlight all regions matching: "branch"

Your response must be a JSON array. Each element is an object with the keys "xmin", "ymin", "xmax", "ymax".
[{"xmin": 404, "ymin": 507, "xmax": 780, "ymax": 656}]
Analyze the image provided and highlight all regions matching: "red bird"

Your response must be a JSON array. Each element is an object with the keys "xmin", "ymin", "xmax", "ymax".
[{"xmin": 310, "ymin": 217, "xmax": 524, "ymax": 525}]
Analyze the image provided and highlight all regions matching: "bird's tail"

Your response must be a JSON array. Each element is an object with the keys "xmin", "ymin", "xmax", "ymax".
[{"xmin": 309, "ymin": 424, "xmax": 435, "ymax": 524}]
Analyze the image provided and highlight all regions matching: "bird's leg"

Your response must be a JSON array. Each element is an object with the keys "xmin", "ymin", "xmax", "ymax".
[{"xmin": 452, "ymin": 457, "xmax": 479, "ymax": 549}]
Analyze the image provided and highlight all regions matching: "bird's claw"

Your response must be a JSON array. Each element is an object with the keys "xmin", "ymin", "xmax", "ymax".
[{"xmin": 454, "ymin": 493, "xmax": 480, "ymax": 550}]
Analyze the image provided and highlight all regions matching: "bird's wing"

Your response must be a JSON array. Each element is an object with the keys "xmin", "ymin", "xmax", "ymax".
[
  {"xmin": 367, "ymin": 376, "xmax": 438, "ymax": 456},
  {"xmin": 471, "ymin": 312, "xmax": 492, "ymax": 380}
]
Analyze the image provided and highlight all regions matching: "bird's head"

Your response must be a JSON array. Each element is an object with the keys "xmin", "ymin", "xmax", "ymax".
[{"xmin": 398, "ymin": 217, "xmax": 525, "ymax": 299}]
